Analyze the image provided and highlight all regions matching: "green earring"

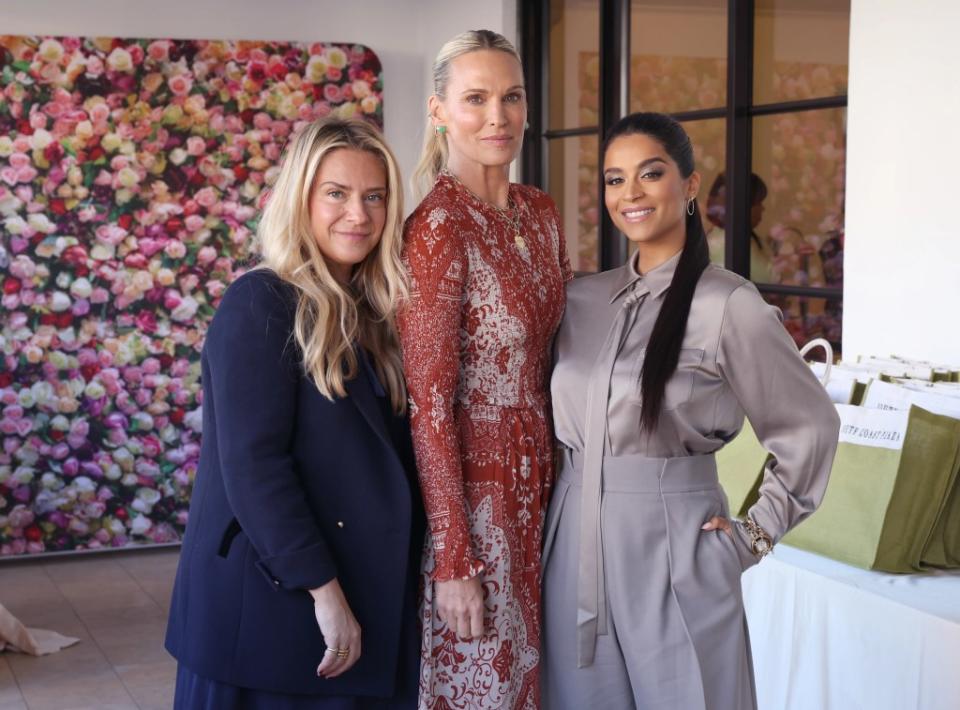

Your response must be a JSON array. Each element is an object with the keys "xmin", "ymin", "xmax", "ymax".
[{"xmin": 435, "ymin": 125, "xmax": 446, "ymax": 135}]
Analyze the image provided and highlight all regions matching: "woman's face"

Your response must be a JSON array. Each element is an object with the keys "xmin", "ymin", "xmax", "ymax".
[
  {"xmin": 308, "ymin": 148, "xmax": 387, "ymax": 283},
  {"xmin": 603, "ymin": 133, "xmax": 699, "ymax": 249},
  {"xmin": 432, "ymin": 49, "xmax": 527, "ymax": 170}
]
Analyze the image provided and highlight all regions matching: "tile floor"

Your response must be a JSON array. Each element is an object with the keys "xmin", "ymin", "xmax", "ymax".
[{"xmin": 0, "ymin": 547, "xmax": 180, "ymax": 710}]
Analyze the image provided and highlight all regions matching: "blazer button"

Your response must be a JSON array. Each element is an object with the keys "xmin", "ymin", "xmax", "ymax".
[{"xmin": 337, "ymin": 521, "xmax": 345, "ymax": 529}]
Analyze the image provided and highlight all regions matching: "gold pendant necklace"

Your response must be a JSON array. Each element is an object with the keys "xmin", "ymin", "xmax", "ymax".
[{"xmin": 441, "ymin": 169, "xmax": 527, "ymax": 252}]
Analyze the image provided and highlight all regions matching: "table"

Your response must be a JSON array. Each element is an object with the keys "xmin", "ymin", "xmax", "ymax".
[{"xmin": 741, "ymin": 545, "xmax": 960, "ymax": 710}]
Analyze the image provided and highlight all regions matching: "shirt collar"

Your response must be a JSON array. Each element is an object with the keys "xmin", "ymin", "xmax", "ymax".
[{"xmin": 608, "ymin": 249, "xmax": 683, "ymax": 303}]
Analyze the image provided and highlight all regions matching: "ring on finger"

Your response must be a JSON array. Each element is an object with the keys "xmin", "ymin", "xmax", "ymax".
[{"xmin": 336, "ymin": 648, "xmax": 350, "ymax": 659}]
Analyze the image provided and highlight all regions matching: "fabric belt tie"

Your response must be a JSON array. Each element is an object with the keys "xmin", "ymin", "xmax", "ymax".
[{"xmin": 576, "ymin": 288, "xmax": 645, "ymax": 667}]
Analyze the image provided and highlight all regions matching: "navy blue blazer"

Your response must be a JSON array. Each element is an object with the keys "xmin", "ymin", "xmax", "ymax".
[{"xmin": 165, "ymin": 268, "xmax": 424, "ymax": 697}]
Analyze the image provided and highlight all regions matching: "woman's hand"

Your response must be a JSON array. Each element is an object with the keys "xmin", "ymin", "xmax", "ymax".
[
  {"xmin": 435, "ymin": 576, "xmax": 484, "ymax": 639},
  {"xmin": 701, "ymin": 515, "xmax": 735, "ymax": 540},
  {"xmin": 310, "ymin": 579, "xmax": 362, "ymax": 678}
]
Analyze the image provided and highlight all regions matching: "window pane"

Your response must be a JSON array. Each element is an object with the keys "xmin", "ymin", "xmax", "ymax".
[
  {"xmin": 751, "ymin": 108, "xmax": 846, "ymax": 287},
  {"xmin": 630, "ymin": 0, "xmax": 728, "ymax": 114},
  {"xmin": 546, "ymin": 134, "xmax": 600, "ymax": 273},
  {"xmin": 678, "ymin": 118, "xmax": 727, "ymax": 267},
  {"xmin": 754, "ymin": 0, "xmax": 850, "ymax": 104},
  {"xmin": 762, "ymin": 294, "xmax": 843, "ymax": 355},
  {"xmin": 548, "ymin": 0, "xmax": 600, "ymax": 130}
]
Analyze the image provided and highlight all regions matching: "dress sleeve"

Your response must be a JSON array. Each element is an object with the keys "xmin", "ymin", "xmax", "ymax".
[
  {"xmin": 397, "ymin": 213, "xmax": 484, "ymax": 582},
  {"xmin": 204, "ymin": 272, "xmax": 337, "ymax": 591},
  {"xmin": 716, "ymin": 282, "xmax": 840, "ymax": 551}
]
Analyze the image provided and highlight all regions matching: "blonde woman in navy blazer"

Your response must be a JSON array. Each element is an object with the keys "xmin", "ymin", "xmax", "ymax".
[{"xmin": 165, "ymin": 118, "xmax": 424, "ymax": 709}]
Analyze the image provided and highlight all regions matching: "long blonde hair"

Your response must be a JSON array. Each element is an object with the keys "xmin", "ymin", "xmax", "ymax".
[
  {"xmin": 256, "ymin": 118, "xmax": 407, "ymax": 411},
  {"xmin": 411, "ymin": 29, "xmax": 522, "ymax": 201}
]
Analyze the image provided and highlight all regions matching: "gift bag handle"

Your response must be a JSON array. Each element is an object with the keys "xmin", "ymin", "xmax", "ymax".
[{"xmin": 800, "ymin": 338, "xmax": 833, "ymax": 386}]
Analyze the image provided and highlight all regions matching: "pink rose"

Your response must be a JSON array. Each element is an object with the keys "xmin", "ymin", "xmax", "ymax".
[
  {"xmin": 168, "ymin": 74, "xmax": 193, "ymax": 96},
  {"xmin": 194, "ymin": 187, "xmax": 218, "ymax": 209},
  {"xmin": 196, "ymin": 246, "xmax": 217, "ymax": 265},
  {"xmin": 323, "ymin": 84, "xmax": 342, "ymax": 103},
  {"xmin": 147, "ymin": 40, "xmax": 170, "ymax": 62},
  {"xmin": 186, "ymin": 136, "xmax": 206, "ymax": 156},
  {"xmin": 164, "ymin": 241, "xmax": 187, "ymax": 259}
]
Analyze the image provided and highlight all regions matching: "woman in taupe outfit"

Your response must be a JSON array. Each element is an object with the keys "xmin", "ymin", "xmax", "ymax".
[{"xmin": 541, "ymin": 113, "xmax": 840, "ymax": 710}]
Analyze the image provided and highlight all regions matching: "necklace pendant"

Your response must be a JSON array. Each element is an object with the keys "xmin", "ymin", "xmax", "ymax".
[{"xmin": 514, "ymin": 232, "xmax": 526, "ymax": 250}]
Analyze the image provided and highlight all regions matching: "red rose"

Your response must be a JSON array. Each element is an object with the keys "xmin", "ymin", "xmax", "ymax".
[
  {"xmin": 0, "ymin": 372, "xmax": 12, "ymax": 387},
  {"xmin": 44, "ymin": 141, "xmax": 64, "ymax": 163},
  {"xmin": 240, "ymin": 109, "xmax": 255, "ymax": 125},
  {"xmin": 158, "ymin": 353, "xmax": 174, "ymax": 369},
  {"xmin": 51, "ymin": 430, "xmax": 64, "ymax": 441},
  {"xmin": 118, "ymin": 213, "xmax": 133, "ymax": 230},
  {"xmin": 247, "ymin": 61, "xmax": 267, "ymax": 83},
  {"xmin": 3, "ymin": 277, "xmax": 21, "ymax": 295},
  {"xmin": 40, "ymin": 313, "xmax": 57, "ymax": 326},
  {"xmin": 80, "ymin": 363, "xmax": 100, "ymax": 381},
  {"xmin": 75, "ymin": 265, "xmax": 89, "ymax": 278},
  {"xmin": 50, "ymin": 199, "xmax": 67, "ymax": 215},
  {"xmin": 114, "ymin": 508, "xmax": 128, "ymax": 521},
  {"xmin": 56, "ymin": 312, "xmax": 73, "ymax": 328},
  {"xmin": 24, "ymin": 525, "xmax": 42, "ymax": 542},
  {"xmin": 88, "ymin": 146, "xmax": 105, "ymax": 161},
  {"xmin": 17, "ymin": 119, "xmax": 33, "ymax": 135},
  {"xmin": 170, "ymin": 408, "xmax": 185, "ymax": 425},
  {"xmin": 165, "ymin": 217, "xmax": 184, "ymax": 232},
  {"xmin": 135, "ymin": 311, "xmax": 158, "ymax": 334},
  {"xmin": 233, "ymin": 165, "xmax": 249, "ymax": 181}
]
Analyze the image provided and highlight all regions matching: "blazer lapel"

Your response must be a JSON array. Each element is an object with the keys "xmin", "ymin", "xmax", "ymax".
[{"xmin": 344, "ymin": 365, "xmax": 401, "ymax": 466}]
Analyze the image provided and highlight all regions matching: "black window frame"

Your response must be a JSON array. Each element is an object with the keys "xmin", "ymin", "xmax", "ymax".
[{"xmin": 519, "ymin": 0, "xmax": 846, "ymax": 305}]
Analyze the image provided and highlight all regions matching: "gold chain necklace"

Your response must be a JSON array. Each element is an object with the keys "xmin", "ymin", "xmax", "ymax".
[{"xmin": 441, "ymin": 170, "xmax": 527, "ymax": 252}]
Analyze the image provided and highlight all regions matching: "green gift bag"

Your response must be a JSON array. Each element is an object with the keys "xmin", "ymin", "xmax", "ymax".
[
  {"xmin": 717, "ymin": 418, "xmax": 768, "ymax": 518},
  {"xmin": 861, "ymin": 380, "xmax": 960, "ymax": 569},
  {"xmin": 783, "ymin": 403, "xmax": 960, "ymax": 573}
]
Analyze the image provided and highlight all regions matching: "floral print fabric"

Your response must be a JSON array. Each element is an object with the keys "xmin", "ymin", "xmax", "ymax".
[{"xmin": 399, "ymin": 174, "xmax": 571, "ymax": 709}]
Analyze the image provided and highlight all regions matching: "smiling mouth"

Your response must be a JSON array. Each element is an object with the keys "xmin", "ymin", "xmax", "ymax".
[
  {"xmin": 336, "ymin": 232, "xmax": 370, "ymax": 240},
  {"xmin": 483, "ymin": 135, "xmax": 513, "ymax": 145},
  {"xmin": 621, "ymin": 207, "xmax": 655, "ymax": 223}
]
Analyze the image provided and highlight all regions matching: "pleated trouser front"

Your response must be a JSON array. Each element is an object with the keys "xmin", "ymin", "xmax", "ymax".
[{"xmin": 541, "ymin": 450, "xmax": 757, "ymax": 710}]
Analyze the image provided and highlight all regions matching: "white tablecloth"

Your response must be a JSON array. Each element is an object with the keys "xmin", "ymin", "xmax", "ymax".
[{"xmin": 741, "ymin": 545, "xmax": 960, "ymax": 710}]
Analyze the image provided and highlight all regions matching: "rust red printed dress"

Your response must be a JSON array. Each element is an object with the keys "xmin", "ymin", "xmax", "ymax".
[{"xmin": 398, "ymin": 173, "xmax": 572, "ymax": 710}]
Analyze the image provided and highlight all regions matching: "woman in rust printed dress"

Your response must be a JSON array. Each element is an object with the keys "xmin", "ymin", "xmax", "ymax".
[{"xmin": 398, "ymin": 30, "xmax": 572, "ymax": 710}]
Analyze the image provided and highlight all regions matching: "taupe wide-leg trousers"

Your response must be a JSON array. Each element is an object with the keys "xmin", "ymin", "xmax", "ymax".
[{"xmin": 541, "ymin": 450, "xmax": 757, "ymax": 710}]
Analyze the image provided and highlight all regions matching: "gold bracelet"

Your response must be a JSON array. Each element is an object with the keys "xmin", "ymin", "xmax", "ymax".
[{"xmin": 743, "ymin": 517, "xmax": 773, "ymax": 559}]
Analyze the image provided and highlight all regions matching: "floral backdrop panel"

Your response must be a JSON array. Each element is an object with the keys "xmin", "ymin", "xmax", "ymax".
[{"xmin": 0, "ymin": 36, "xmax": 384, "ymax": 557}]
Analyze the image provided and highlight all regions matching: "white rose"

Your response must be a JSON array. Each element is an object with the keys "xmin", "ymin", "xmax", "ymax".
[
  {"xmin": 41, "ymin": 472, "xmax": 60, "ymax": 489},
  {"xmin": 49, "ymin": 291, "xmax": 72, "ymax": 312},
  {"xmin": 50, "ymin": 415, "xmax": 70, "ymax": 431},
  {"xmin": 105, "ymin": 464, "xmax": 122, "ymax": 481},
  {"xmin": 73, "ymin": 476, "xmax": 97, "ymax": 494},
  {"xmin": 84, "ymin": 380, "xmax": 106, "ymax": 399},
  {"xmin": 30, "ymin": 129, "xmax": 54, "ymax": 151},
  {"xmin": 130, "ymin": 514, "xmax": 153, "ymax": 536},
  {"xmin": 70, "ymin": 277, "xmax": 93, "ymax": 299},
  {"xmin": 171, "ymin": 296, "xmax": 199, "ymax": 322},
  {"xmin": 0, "ymin": 136, "xmax": 15, "ymax": 157},
  {"xmin": 13, "ymin": 467, "xmax": 35, "ymax": 484},
  {"xmin": 106, "ymin": 47, "xmax": 133, "ymax": 73},
  {"xmin": 183, "ymin": 407, "xmax": 203, "ymax": 433},
  {"xmin": 169, "ymin": 148, "xmax": 188, "ymax": 166},
  {"xmin": 27, "ymin": 213, "xmax": 56, "ymax": 233},
  {"xmin": 38, "ymin": 39, "xmax": 64, "ymax": 63},
  {"xmin": 4, "ymin": 215, "xmax": 27, "ymax": 235}
]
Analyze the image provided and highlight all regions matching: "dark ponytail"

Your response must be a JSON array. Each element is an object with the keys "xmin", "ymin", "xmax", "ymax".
[{"xmin": 603, "ymin": 113, "xmax": 710, "ymax": 431}]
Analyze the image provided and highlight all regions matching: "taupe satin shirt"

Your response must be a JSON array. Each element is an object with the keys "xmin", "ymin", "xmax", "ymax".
[{"xmin": 551, "ymin": 251, "xmax": 840, "ymax": 543}]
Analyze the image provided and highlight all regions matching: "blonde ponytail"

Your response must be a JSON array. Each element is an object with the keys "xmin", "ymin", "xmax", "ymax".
[{"xmin": 411, "ymin": 29, "xmax": 521, "ymax": 202}]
